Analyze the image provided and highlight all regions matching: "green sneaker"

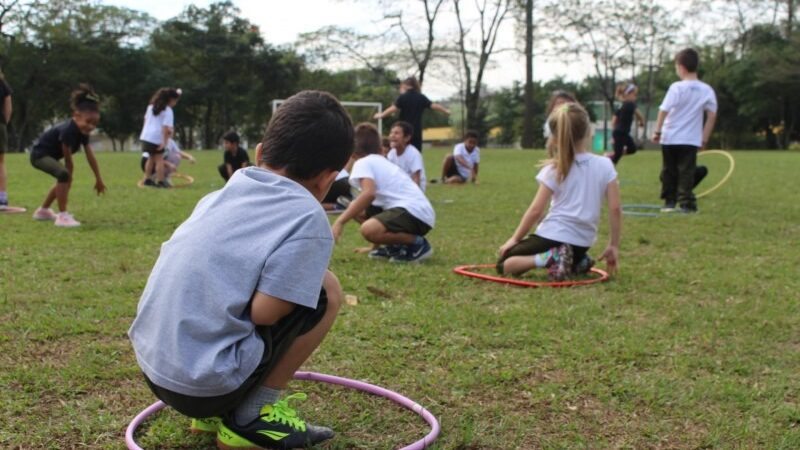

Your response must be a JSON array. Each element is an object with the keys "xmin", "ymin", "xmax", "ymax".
[
  {"xmin": 216, "ymin": 393, "xmax": 334, "ymax": 450},
  {"xmin": 190, "ymin": 416, "xmax": 222, "ymax": 434}
]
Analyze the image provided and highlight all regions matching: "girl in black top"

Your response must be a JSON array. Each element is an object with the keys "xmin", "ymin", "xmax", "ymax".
[
  {"xmin": 374, "ymin": 76, "xmax": 450, "ymax": 152},
  {"xmin": 30, "ymin": 84, "xmax": 106, "ymax": 227},
  {"xmin": 0, "ymin": 71, "xmax": 12, "ymax": 209},
  {"xmin": 610, "ymin": 82, "xmax": 645, "ymax": 165}
]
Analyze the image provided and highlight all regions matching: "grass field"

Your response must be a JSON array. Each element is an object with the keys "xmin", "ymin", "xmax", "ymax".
[{"xmin": 1, "ymin": 147, "xmax": 799, "ymax": 449}]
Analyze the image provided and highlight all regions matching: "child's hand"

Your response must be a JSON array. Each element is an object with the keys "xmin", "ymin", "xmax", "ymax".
[
  {"xmin": 651, "ymin": 132, "xmax": 661, "ymax": 143},
  {"xmin": 331, "ymin": 222, "xmax": 344, "ymax": 243},
  {"xmin": 353, "ymin": 246, "xmax": 373, "ymax": 254},
  {"xmin": 94, "ymin": 180, "xmax": 107, "ymax": 195},
  {"xmin": 498, "ymin": 238, "xmax": 519, "ymax": 258},
  {"xmin": 599, "ymin": 245, "xmax": 619, "ymax": 275}
]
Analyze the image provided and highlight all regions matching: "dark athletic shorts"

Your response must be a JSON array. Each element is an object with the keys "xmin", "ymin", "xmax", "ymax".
[
  {"xmin": 143, "ymin": 288, "xmax": 329, "ymax": 418},
  {"xmin": 31, "ymin": 154, "xmax": 70, "ymax": 182},
  {"xmin": 141, "ymin": 141, "xmax": 164, "ymax": 155},
  {"xmin": 496, "ymin": 234, "xmax": 588, "ymax": 274},
  {"xmin": 372, "ymin": 207, "xmax": 431, "ymax": 236},
  {"xmin": 322, "ymin": 177, "xmax": 352, "ymax": 204},
  {"xmin": 445, "ymin": 159, "xmax": 465, "ymax": 181}
]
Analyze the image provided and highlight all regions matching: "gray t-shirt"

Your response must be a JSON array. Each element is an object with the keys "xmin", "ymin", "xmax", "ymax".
[{"xmin": 128, "ymin": 167, "xmax": 333, "ymax": 397}]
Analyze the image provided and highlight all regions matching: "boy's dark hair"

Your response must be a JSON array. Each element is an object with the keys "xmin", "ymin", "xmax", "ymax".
[
  {"xmin": 381, "ymin": 137, "xmax": 390, "ymax": 149},
  {"xmin": 464, "ymin": 129, "xmax": 479, "ymax": 140},
  {"xmin": 261, "ymin": 90, "xmax": 354, "ymax": 179},
  {"xmin": 354, "ymin": 123, "xmax": 381, "ymax": 156},
  {"xmin": 223, "ymin": 131, "xmax": 240, "ymax": 144},
  {"xmin": 150, "ymin": 87, "xmax": 181, "ymax": 116},
  {"xmin": 392, "ymin": 121, "xmax": 414, "ymax": 138},
  {"xmin": 70, "ymin": 83, "xmax": 100, "ymax": 113},
  {"xmin": 675, "ymin": 48, "xmax": 699, "ymax": 73}
]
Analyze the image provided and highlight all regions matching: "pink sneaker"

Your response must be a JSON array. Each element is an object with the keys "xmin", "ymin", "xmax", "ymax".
[
  {"xmin": 32, "ymin": 207, "xmax": 58, "ymax": 221},
  {"xmin": 54, "ymin": 212, "xmax": 81, "ymax": 228}
]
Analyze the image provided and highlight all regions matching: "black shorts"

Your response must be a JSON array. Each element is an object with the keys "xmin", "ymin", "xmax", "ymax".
[
  {"xmin": 372, "ymin": 207, "xmax": 431, "ymax": 236},
  {"xmin": 141, "ymin": 141, "xmax": 164, "ymax": 155},
  {"xmin": 143, "ymin": 289, "xmax": 329, "ymax": 418},
  {"xmin": 322, "ymin": 177, "xmax": 352, "ymax": 204},
  {"xmin": 496, "ymin": 234, "xmax": 588, "ymax": 274},
  {"xmin": 445, "ymin": 159, "xmax": 466, "ymax": 181}
]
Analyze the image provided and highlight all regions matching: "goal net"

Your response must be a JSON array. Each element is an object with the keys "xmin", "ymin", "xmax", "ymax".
[{"xmin": 271, "ymin": 100, "xmax": 384, "ymax": 133}]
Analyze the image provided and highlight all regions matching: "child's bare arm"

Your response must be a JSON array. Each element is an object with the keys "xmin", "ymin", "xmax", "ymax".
[
  {"xmin": 373, "ymin": 105, "xmax": 398, "ymax": 120},
  {"xmin": 84, "ymin": 144, "xmax": 106, "ymax": 194},
  {"xmin": 635, "ymin": 109, "xmax": 646, "ymax": 127},
  {"xmin": 431, "ymin": 103, "xmax": 450, "ymax": 115},
  {"xmin": 499, "ymin": 184, "xmax": 552, "ymax": 257},
  {"xmin": 652, "ymin": 110, "xmax": 668, "ymax": 143},
  {"xmin": 702, "ymin": 111, "xmax": 717, "ymax": 150},
  {"xmin": 250, "ymin": 290, "xmax": 296, "ymax": 325},
  {"xmin": 599, "ymin": 180, "xmax": 621, "ymax": 274}
]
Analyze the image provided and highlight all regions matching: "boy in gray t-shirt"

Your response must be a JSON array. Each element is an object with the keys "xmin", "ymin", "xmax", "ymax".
[{"xmin": 129, "ymin": 91, "xmax": 354, "ymax": 449}]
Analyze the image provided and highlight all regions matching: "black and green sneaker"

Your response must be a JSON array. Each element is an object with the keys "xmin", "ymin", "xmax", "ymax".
[
  {"xmin": 190, "ymin": 416, "xmax": 221, "ymax": 434},
  {"xmin": 216, "ymin": 393, "xmax": 334, "ymax": 450}
]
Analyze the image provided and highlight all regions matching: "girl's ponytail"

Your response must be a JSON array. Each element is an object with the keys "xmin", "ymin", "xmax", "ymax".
[
  {"xmin": 70, "ymin": 83, "xmax": 100, "ymax": 113},
  {"xmin": 543, "ymin": 103, "xmax": 590, "ymax": 182}
]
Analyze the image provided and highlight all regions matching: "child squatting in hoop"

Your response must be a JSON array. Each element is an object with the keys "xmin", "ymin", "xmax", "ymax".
[
  {"xmin": 140, "ymin": 139, "xmax": 195, "ymax": 181},
  {"xmin": 29, "ymin": 84, "xmax": 106, "ymax": 228},
  {"xmin": 129, "ymin": 91, "xmax": 353, "ymax": 449},
  {"xmin": 140, "ymin": 87, "xmax": 181, "ymax": 188},
  {"xmin": 497, "ymin": 103, "xmax": 621, "ymax": 281}
]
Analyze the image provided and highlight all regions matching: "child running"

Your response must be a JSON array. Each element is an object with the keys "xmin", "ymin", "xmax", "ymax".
[
  {"xmin": 437, "ymin": 130, "xmax": 480, "ymax": 184},
  {"xmin": 497, "ymin": 103, "xmax": 621, "ymax": 281},
  {"xmin": 610, "ymin": 82, "xmax": 645, "ymax": 165},
  {"xmin": 332, "ymin": 123, "xmax": 435, "ymax": 263},
  {"xmin": 374, "ymin": 76, "xmax": 450, "ymax": 152},
  {"xmin": 140, "ymin": 87, "xmax": 181, "ymax": 188},
  {"xmin": 652, "ymin": 48, "xmax": 717, "ymax": 213},
  {"xmin": 30, "ymin": 84, "xmax": 106, "ymax": 228},
  {"xmin": 387, "ymin": 121, "xmax": 427, "ymax": 191},
  {"xmin": 218, "ymin": 131, "xmax": 251, "ymax": 182},
  {"xmin": 129, "ymin": 91, "xmax": 353, "ymax": 450},
  {"xmin": 0, "ymin": 71, "xmax": 12, "ymax": 210}
]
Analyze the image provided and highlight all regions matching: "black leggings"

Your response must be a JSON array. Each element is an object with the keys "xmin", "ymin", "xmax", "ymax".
[
  {"xmin": 322, "ymin": 178, "xmax": 352, "ymax": 204},
  {"xmin": 611, "ymin": 130, "xmax": 636, "ymax": 165},
  {"xmin": 496, "ymin": 234, "xmax": 588, "ymax": 274}
]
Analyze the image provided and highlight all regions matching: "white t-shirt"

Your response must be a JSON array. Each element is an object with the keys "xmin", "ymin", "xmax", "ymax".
[
  {"xmin": 535, "ymin": 153, "xmax": 617, "ymax": 247},
  {"xmin": 387, "ymin": 144, "xmax": 426, "ymax": 191},
  {"xmin": 350, "ymin": 154, "xmax": 435, "ymax": 228},
  {"xmin": 139, "ymin": 104, "xmax": 175, "ymax": 146},
  {"xmin": 453, "ymin": 143, "xmax": 480, "ymax": 179},
  {"xmin": 659, "ymin": 80, "xmax": 717, "ymax": 147},
  {"xmin": 335, "ymin": 168, "xmax": 349, "ymax": 181}
]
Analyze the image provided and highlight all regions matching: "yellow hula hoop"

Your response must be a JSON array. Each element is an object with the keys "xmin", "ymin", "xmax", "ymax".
[
  {"xmin": 136, "ymin": 172, "xmax": 195, "ymax": 189},
  {"xmin": 696, "ymin": 150, "xmax": 735, "ymax": 199}
]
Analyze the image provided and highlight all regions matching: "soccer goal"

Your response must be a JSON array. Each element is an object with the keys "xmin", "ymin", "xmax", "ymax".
[{"xmin": 271, "ymin": 99, "xmax": 384, "ymax": 133}]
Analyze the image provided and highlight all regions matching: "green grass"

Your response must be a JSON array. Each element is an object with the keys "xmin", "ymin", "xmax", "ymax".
[{"xmin": 1, "ymin": 148, "xmax": 799, "ymax": 449}]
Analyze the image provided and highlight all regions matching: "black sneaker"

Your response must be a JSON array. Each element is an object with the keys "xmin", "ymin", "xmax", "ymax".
[
  {"xmin": 548, "ymin": 244, "xmax": 574, "ymax": 281},
  {"xmin": 157, "ymin": 180, "xmax": 172, "ymax": 189},
  {"xmin": 143, "ymin": 178, "xmax": 156, "ymax": 187},
  {"xmin": 575, "ymin": 254, "xmax": 595, "ymax": 275},
  {"xmin": 679, "ymin": 204, "xmax": 697, "ymax": 214},
  {"xmin": 216, "ymin": 393, "xmax": 334, "ymax": 450},
  {"xmin": 389, "ymin": 238, "xmax": 432, "ymax": 263},
  {"xmin": 660, "ymin": 202, "xmax": 677, "ymax": 213},
  {"xmin": 368, "ymin": 245, "xmax": 402, "ymax": 260}
]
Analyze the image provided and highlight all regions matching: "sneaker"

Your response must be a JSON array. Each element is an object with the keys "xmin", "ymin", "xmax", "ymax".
[
  {"xmin": 157, "ymin": 180, "xmax": 172, "ymax": 189},
  {"xmin": 191, "ymin": 416, "xmax": 222, "ymax": 434},
  {"xmin": 575, "ymin": 254, "xmax": 595, "ymax": 275},
  {"xmin": 143, "ymin": 178, "xmax": 156, "ymax": 187},
  {"xmin": 679, "ymin": 205, "xmax": 697, "ymax": 214},
  {"xmin": 390, "ymin": 238, "xmax": 433, "ymax": 263},
  {"xmin": 548, "ymin": 244, "xmax": 574, "ymax": 281},
  {"xmin": 660, "ymin": 202, "xmax": 677, "ymax": 213},
  {"xmin": 54, "ymin": 212, "xmax": 81, "ymax": 228},
  {"xmin": 335, "ymin": 196, "xmax": 351, "ymax": 209},
  {"xmin": 216, "ymin": 393, "xmax": 334, "ymax": 450},
  {"xmin": 368, "ymin": 245, "xmax": 402, "ymax": 260},
  {"xmin": 32, "ymin": 207, "xmax": 58, "ymax": 221}
]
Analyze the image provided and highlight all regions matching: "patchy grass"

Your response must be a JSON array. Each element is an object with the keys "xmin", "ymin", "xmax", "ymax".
[{"xmin": 1, "ymin": 148, "xmax": 799, "ymax": 449}]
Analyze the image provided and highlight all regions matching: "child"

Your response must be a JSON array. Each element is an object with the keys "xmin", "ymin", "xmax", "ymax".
[
  {"xmin": 387, "ymin": 121, "xmax": 427, "ymax": 191},
  {"xmin": 497, "ymin": 103, "xmax": 621, "ymax": 281},
  {"xmin": 374, "ymin": 76, "xmax": 450, "ymax": 152},
  {"xmin": 0, "ymin": 71, "xmax": 12, "ymax": 210},
  {"xmin": 30, "ymin": 84, "xmax": 106, "ymax": 228},
  {"xmin": 652, "ymin": 48, "xmax": 717, "ymax": 213},
  {"xmin": 140, "ymin": 87, "xmax": 181, "ymax": 188},
  {"xmin": 543, "ymin": 91, "xmax": 577, "ymax": 139},
  {"xmin": 218, "ymin": 131, "xmax": 251, "ymax": 182},
  {"xmin": 140, "ymin": 139, "xmax": 195, "ymax": 181},
  {"xmin": 438, "ymin": 130, "xmax": 480, "ymax": 184},
  {"xmin": 332, "ymin": 123, "xmax": 435, "ymax": 263},
  {"xmin": 321, "ymin": 157, "xmax": 354, "ymax": 213},
  {"xmin": 610, "ymin": 82, "xmax": 645, "ymax": 165},
  {"xmin": 129, "ymin": 90, "xmax": 353, "ymax": 449}
]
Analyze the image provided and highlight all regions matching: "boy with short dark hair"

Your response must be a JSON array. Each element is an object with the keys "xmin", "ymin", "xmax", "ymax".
[
  {"xmin": 652, "ymin": 48, "xmax": 717, "ymax": 213},
  {"xmin": 438, "ymin": 130, "xmax": 480, "ymax": 184},
  {"xmin": 387, "ymin": 121, "xmax": 426, "ymax": 191},
  {"xmin": 219, "ymin": 131, "xmax": 251, "ymax": 182},
  {"xmin": 129, "ymin": 90, "xmax": 354, "ymax": 450},
  {"xmin": 332, "ymin": 123, "xmax": 435, "ymax": 263}
]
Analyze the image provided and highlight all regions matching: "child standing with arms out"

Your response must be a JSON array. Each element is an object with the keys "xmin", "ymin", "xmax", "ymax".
[
  {"xmin": 140, "ymin": 87, "xmax": 180, "ymax": 188},
  {"xmin": 129, "ymin": 91, "xmax": 353, "ymax": 450},
  {"xmin": 218, "ymin": 131, "xmax": 251, "ymax": 182},
  {"xmin": 332, "ymin": 123, "xmax": 435, "ymax": 263},
  {"xmin": 437, "ymin": 130, "xmax": 480, "ymax": 184},
  {"xmin": 387, "ymin": 121, "xmax": 427, "ymax": 191},
  {"xmin": 30, "ymin": 85, "xmax": 106, "ymax": 228},
  {"xmin": 652, "ymin": 48, "xmax": 717, "ymax": 213},
  {"xmin": 374, "ymin": 76, "xmax": 450, "ymax": 152},
  {"xmin": 610, "ymin": 82, "xmax": 645, "ymax": 165},
  {"xmin": 0, "ymin": 71, "xmax": 12, "ymax": 210},
  {"xmin": 498, "ymin": 103, "xmax": 621, "ymax": 281}
]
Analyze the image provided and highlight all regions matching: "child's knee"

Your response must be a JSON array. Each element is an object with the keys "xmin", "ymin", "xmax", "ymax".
[
  {"xmin": 359, "ymin": 219, "xmax": 384, "ymax": 242},
  {"xmin": 322, "ymin": 271, "xmax": 342, "ymax": 313}
]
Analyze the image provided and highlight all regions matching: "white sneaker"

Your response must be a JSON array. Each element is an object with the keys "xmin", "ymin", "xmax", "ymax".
[
  {"xmin": 33, "ymin": 207, "xmax": 58, "ymax": 221},
  {"xmin": 54, "ymin": 212, "xmax": 81, "ymax": 228}
]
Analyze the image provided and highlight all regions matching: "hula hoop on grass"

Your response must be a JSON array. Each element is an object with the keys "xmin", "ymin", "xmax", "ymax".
[
  {"xmin": 453, "ymin": 264, "xmax": 609, "ymax": 288},
  {"xmin": 0, "ymin": 206, "xmax": 27, "ymax": 214},
  {"xmin": 136, "ymin": 173, "xmax": 194, "ymax": 189},
  {"xmin": 695, "ymin": 150, "xmax": 735, "ymax": 199},
  {"xmin": 125, "ymin": 371, "xmax": 440, "ymax": 450},
  {"xmin": 622, "ymin": 203, "xmax": 662, "ymax": 218}
]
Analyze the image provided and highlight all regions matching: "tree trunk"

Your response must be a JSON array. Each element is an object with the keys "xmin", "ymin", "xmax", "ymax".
[
  {"xmin": 521, "ymin": 0, "xmax": 536, "ymax": 149},
  {"xmin": 204, "ymin": 101, "xmax": 214, "ymax": 149}
]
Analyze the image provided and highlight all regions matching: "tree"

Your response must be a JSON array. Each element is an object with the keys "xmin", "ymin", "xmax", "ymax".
[{"xmin": 520, "ymin": 0, "xmax": 536, "ymax": 148}]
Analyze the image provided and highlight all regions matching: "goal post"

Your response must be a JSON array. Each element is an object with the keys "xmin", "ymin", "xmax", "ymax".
[{"xmin": 271, "ymin": 99, "xmax": 384, "ymax": 134}]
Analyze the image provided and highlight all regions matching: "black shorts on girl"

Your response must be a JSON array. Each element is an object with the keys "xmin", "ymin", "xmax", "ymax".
[{"xmin": 496, "ymin": 234, "xmax": 588, "ymax": 274}]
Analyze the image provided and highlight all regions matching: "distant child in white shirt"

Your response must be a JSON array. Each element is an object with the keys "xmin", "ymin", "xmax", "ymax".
[
  {"xmin": 498, "ymin": 103, "xmax": 621, "ymax": 281},
  {"xmin": 437, "ymin": 130, "xmax": 480, "ymax": 184},
  {"xmin": 652, "ymin": 48, "xmax": 717, "ymax": 213},
  {"xmin": 387, "ymin": 121, "xmax": 427, "ymax": 191},
  {"xmin": 332, "ymin": 123, "xmax": 435, "ymax": 263}
]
